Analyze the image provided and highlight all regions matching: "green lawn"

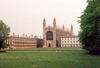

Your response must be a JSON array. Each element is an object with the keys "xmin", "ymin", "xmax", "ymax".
[{"xmin": 0, "ymin": 48, "xmax": 100, "ymax": 68}]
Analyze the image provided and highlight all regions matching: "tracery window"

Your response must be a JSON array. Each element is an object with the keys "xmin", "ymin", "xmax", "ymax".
[{"xmin": 46, "ymin": 31, "xmax": 53, "ymax": 40}]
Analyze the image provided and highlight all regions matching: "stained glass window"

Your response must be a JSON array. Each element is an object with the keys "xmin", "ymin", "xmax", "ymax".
[{"xmin": 46, "ymin": 31, "xmax": 53, "ymax": 40}]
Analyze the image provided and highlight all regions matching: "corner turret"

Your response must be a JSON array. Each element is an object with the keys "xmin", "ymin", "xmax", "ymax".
[
  {"xmin": 63, "ymin": 24, "xmax": 64, "ymax": 30},
  {"xmin": 43, "ymin": 18, "xmax": 46, "ymax": 28},
  {"xmin": 71, "ymin": 24, "xmax": 73, "ymax": 33},
  {"xmin": 53, "ymin": 17, "xmax": 56, "ymax": 28}
]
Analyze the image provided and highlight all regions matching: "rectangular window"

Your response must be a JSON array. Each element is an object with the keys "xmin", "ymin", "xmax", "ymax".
[
  {"xmin": 76, "ymin": 44, "xmax": 78, "ymax": 47},
  {"xmin": 76, "ymin": 38, "xmax": 79, "ymax": 40},
  {"xmin": 73, "ymin": 44, "xmax": 75, "ymax": 47},
  {"xmin": 62, "ymin": 44, "xmax": 63, "ymax": 47},
  {"xmin": 63, "ymin": 44, "xmax": 64, "ymax": 47},
  {"xmin": 65, "ymin": 44, "xmax": 66, "ymax": 47},
  {"xmin": 70, "ymin": 44, "xmax": 72, "ymax": 47}
]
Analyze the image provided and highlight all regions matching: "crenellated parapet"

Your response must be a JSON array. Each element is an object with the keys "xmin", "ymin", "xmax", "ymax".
[
  {"xmin": 56, "ymin": 25, "xmax": 70, "ymax": 32},
  {"xmin": 43, "ymin": 17, "xmax": 73, "ymax": 34},
  {"xmin": 11, "ymin": 33, "xmax": 36, "ymax": 39}
]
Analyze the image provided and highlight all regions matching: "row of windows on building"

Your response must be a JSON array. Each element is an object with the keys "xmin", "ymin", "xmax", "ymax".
[
  {"xmin": 61, "ymin": 41, "xmax": 79, "ymax": 43},
  {"xmin": 14, "ymin": 45, "xmax": 36, "ymax": 47},
  {"xmin": 14, "ymin": 42, "xmax": 36, "ymax": 44},
  {"xmin": 6, "ymin": 40, "xmax": 36, "ymax": 42},
  {"xmin": 13, "ymin": 44, "xmax": 36, "ymax": 45},
  {"xmin": 61, "ymin": 44, "xmax": 81, "ymax": 47},
  {"xmin": 6, "ymin": 40, "xmax": 36, "ymax": 45},
  {"xmin": 61, "ymin": 38, "xmax": 79, "ymax": 40}
]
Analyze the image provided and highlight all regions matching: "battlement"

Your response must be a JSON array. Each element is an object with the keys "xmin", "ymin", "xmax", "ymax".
[
  {"xmin": 43, "ymin": 17, "xmax": 73, "ymax": 33},
  {"xmin": 56, "ymin": 25, "xmax": 70, "ymax": 32},
  {"xmin": 11, "ymin": 33, "xmax": 38, "ymax": 39}
]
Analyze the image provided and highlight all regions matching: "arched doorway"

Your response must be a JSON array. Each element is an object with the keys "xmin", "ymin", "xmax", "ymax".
[{"xmin": 49, "ymin": 43, "xmax": 51, "ymax": 47}]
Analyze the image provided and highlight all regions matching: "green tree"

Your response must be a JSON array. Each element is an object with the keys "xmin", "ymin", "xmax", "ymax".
[
  {"xmin": 78, "ymin": 0, "xmax": 100, "ymax": 54},
  {"xmin": 0, "ymin": 20, "xmax": 10, "ymax": 49}
]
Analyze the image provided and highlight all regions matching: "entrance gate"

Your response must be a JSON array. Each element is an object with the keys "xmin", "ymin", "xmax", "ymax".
[{"xmin": 49, "ymin": 43, "xmax": 51, "ymax": 47}]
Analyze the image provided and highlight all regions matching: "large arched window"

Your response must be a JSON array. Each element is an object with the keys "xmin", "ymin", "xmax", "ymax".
[{"xmin": 46, "ymin": 31, "xmax": 53, "ymax": 40}]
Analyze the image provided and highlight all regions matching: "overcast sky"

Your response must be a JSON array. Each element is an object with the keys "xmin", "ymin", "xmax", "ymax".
[{"xmin": 0, "ymin": 0, "xmax": 87, "ymax": 38}]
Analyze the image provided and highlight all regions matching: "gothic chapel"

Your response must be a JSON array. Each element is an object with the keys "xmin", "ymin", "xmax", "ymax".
[{"xmin": 43, "ymin": 17, "xmax": 74, "ymax": 47}]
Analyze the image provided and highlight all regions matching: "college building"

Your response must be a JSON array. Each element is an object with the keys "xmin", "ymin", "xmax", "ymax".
[
  {"xmin": 5, "ymin": 17, "xmax": 81, "ymax": 49},
  {"xmin": 43, "ymin": 18, "xmax": 74, "ymax": 47},
  {"xmin": 6, "ymin": 33, "xmax": 43, "ymax": 49},
  {"xmin": 61, "ymin": 35, "xmax": 81, "ymax": 48}
]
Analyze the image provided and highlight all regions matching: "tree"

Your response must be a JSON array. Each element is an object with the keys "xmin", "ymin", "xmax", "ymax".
[
  {"xmin": 0, "ymin": 20, "xmax": 10, "ymax": 49},
  {"xmin": 78, "ymin": 0, "xmax": 100, "ymax": 54}
]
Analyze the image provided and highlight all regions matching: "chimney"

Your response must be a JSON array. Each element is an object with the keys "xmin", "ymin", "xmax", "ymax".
[
  {"xmin": 40, "ymin": 36, "xmax": 41, "ymax": 39},
  {"xmin": 31, "ymin": 35, "xmax": 33, "ymax": 38},
  {"xmin": 13, "ymin": 33, "xmax": 15, "ymax": 36},
  {"xmin": 18, "ymin": 34, "xmax": 19, "ymax": 37},
  {"xmin": 26, "ymin": 35, "xmax": 27, "ymax": 37},
  {"xmin": 23, "ymin": 34, "xmax": 24, "ymax": 37}
]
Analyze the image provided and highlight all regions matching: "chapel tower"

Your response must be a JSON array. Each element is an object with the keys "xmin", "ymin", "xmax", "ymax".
[{"xmin": 43, "ymin": 17, "xmax": 74, "ymax": 47}]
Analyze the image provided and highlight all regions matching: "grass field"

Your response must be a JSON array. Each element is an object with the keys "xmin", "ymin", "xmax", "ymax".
[{"xmin": 0, "ymin": 48, "xmax": 100, "ymax": 68}]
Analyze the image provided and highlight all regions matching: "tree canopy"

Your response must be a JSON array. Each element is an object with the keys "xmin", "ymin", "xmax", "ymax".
[
  {"xmin": 0, "ymin": 20, "xmax": 10, "ymax": 49},
  {"xmin": 78, "ymin": 0, "xmax": 100, "ymax": 54}
]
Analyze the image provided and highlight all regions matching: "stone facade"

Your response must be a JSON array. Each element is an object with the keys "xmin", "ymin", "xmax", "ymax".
[
  {"xmin": 37, "ymin": 39, "xmax": 44, "ymax": 47},
  {"xmin": 43, "ymin": 18, "xmax": 74, "ymax": 47},
  {"xmin": 6, "ymin": 33, "xmax": 37, "ymax": 49},
  {"xmin": 61, "ymin": 35, "xmax": 81, "ymax": 47}
]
